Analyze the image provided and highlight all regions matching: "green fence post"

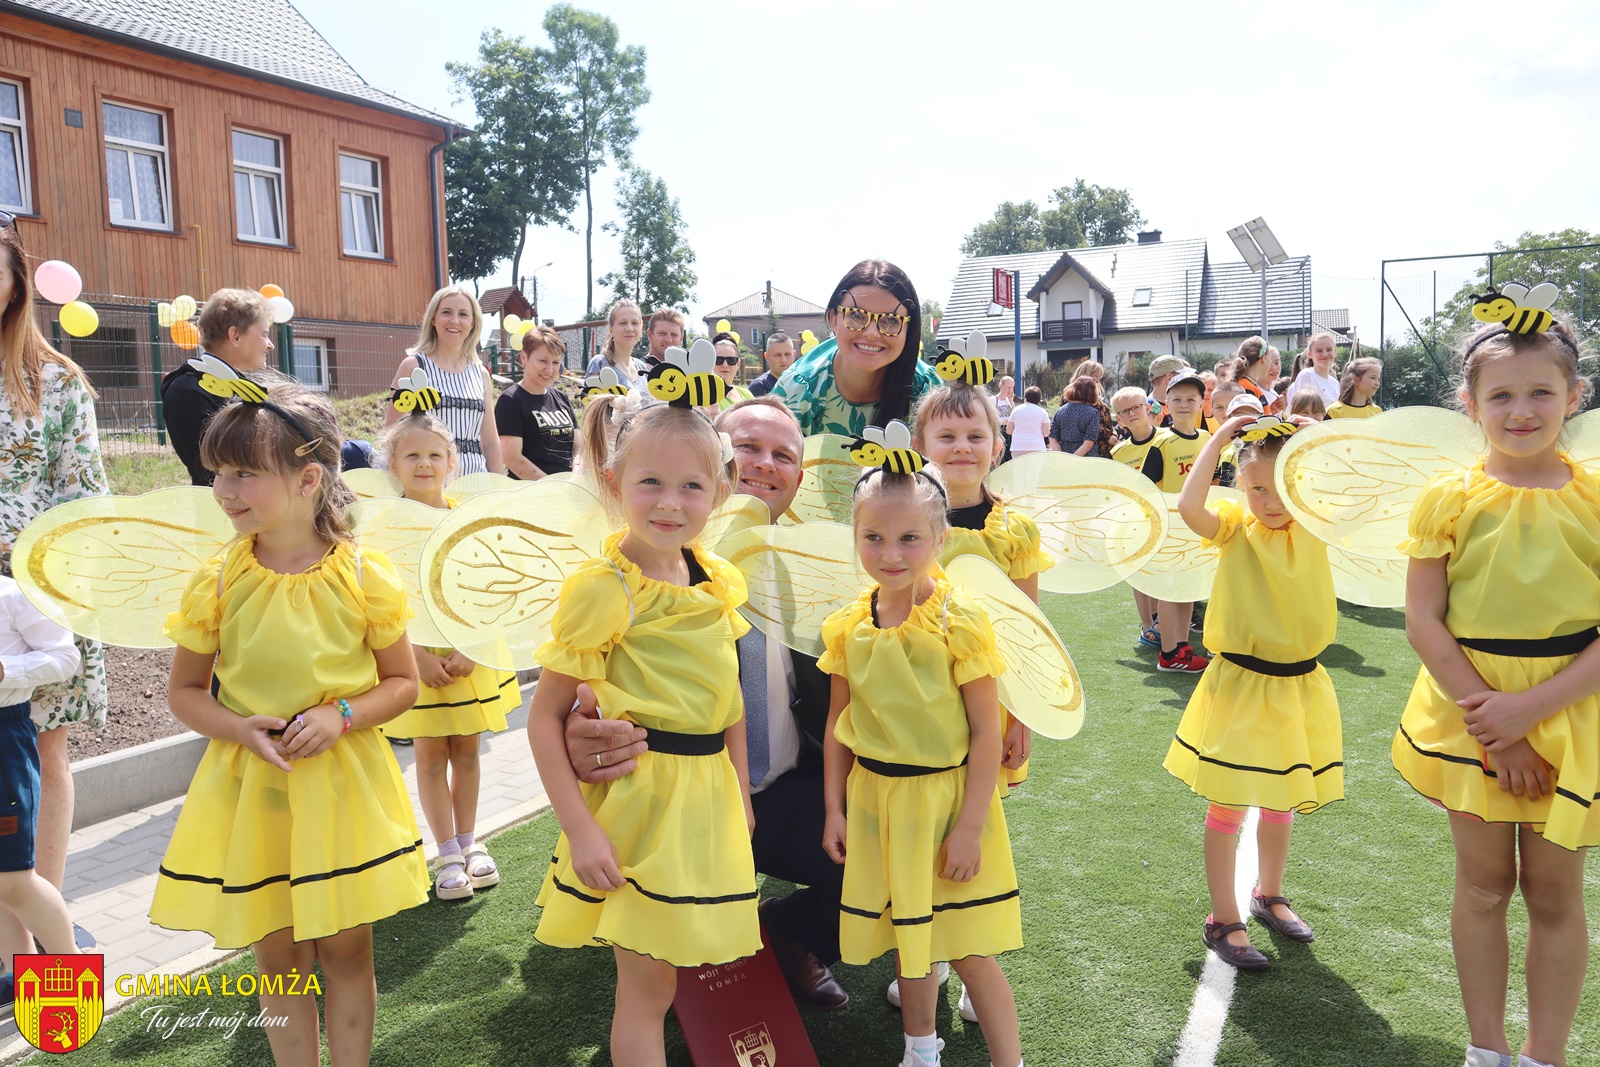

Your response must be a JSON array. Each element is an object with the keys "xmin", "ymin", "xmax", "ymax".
[
  {"xmin": 277, "ymin": 323, "xmax": 294, "ymax": 377},
  {"xmin": 149, "ymin": 301, "xmax": 167, "ymax": 445}
]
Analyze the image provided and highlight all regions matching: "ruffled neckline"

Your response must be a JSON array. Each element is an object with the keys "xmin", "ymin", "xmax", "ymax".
[
  {"xmin": 234, "ymin": 537, "xmax": 351, "ymax": 581},
  {"xmin": 601, "ymin": 529, "xmax": 726, "ymax": 596},
  {"xmin": 855, "ymin": 570, "xmax": 951, "ymax": 634},
  {"xmin": 1467, "ymin": 453, "xmax": 1598, "ymax": 497}
]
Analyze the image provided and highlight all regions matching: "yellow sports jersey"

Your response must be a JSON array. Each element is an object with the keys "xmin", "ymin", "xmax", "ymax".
[
  {"xmin": 1111, "ymin": 429, "xmax": 1162, "ymax": 476},
  {"xmin": 1326, "ymin": 400, "xmax": 1382, "ymax": 420},
  {"xmin": 1151, "ymin": 427, "xmax": 1211, "ymax": 492}
]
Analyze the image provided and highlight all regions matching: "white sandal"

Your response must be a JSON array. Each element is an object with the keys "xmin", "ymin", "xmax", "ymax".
[
  {"xmin": 462, "ymin": 845, "xmax": 500, "ymax": 890},
  {"xmin": 430, "ymin": 854, "xmax": 473, "ymax": 901}
]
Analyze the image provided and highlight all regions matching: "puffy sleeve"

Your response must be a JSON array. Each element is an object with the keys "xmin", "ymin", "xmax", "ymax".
[
  {"xmin": 164, "ymin": 552, "xmax": 227, "ymax": 655},
  {"xmin": 357, "ymin": 548, "xmax": 412, "ymax": 649},
  {"xmin": 816, "ymin": 601, "xmax": 860, "ymax": 677},
  {"xmin": 944, "ymin": 594, "xmax": 1008, "ymax": 687},
  {"xmin": 703, "ymin": 553, "xmax": 751, "ymax": 639},
  {"xmin": 1002, "ymin": 509, "xmax": 1053, "ymax": 579},
  {"xmin": 1399, "ymin": 473, "xmax": 1466, "ymax": 558},
  {"xmin": 534, "ymin": 559, "xmax": 633, "ymax": 682},
  {"xmin": 1202, "ymin": 497, "xmax": 1246, "ymax": 549}
]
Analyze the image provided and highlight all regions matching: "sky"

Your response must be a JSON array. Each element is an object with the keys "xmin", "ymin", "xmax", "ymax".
[{"xmin": 300, "ymin": 0, "xmax": 1600, "ymax": 342}]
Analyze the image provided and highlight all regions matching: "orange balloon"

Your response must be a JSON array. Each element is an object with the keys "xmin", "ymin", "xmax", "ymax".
[
  {"xmin": 259, "ymin": 284, "xmax": 285, "ymax": 300},
  {"xmin": 171, "ymin": 319, "xmax": 200, "ymax": 349}
]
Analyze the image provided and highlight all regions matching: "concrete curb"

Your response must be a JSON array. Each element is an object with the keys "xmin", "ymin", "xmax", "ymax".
[{"xmin": 70, "ymin": 731, "xmax": 209, "ymax": 831}]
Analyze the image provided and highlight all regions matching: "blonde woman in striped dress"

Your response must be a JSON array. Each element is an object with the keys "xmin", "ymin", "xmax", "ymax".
[{"xmin": 385, "ymin": 287, "xmax": 505, "ymax": 476}]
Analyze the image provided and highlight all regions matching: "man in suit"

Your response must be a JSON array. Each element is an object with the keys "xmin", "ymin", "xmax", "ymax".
[{"xmin": 563, "ymin": 396, "xmax": 849, "ymax": 1010}]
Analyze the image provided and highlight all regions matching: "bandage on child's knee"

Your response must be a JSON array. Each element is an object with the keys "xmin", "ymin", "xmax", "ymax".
[
  {"xmin": 1465, "ymin": 884, "xmax": 1503, "ymax": 911},
  {"xmin": 1205, "ymin": 804, "xmax": 1247, "ymax": 834}
]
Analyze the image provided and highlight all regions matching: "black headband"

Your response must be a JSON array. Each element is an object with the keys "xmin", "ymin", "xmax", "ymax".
[{"xmin": 852, "ymin": 464, "xmax": 948, "ymax": 503}]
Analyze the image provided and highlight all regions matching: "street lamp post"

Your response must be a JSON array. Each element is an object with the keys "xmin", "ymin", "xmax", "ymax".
[{"xmin": 1227, "ymin": 217, "xmax": 1289, "ymax": 345}]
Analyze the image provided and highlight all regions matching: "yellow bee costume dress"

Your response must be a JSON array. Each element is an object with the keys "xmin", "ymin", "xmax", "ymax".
[
  {"xmin": 1163, "ymin": 498, "xmax": 1344, "ymax": 813},
  {"xmin": 152, "ymin": 539, "xmax": 430, "ymax": 948},
  {"xmin": 1392, "ymin": 457, "xmax": 1600, "ymax": 850},
  {"xmin": 533, "ymin": 531, "xmax": 761, "ymax": 966},
  {"xmin": 819, "ymin": 572, "xmax": 1022, "ymax": 979},
  {"xmin": 943, "ymin": 499, "xmax": 1053, "ymax": 792}
]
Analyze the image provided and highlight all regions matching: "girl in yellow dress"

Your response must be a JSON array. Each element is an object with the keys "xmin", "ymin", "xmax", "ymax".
[
  {"xmin": 525, "ymin": 400, "xmax": 760, "ymax": 1067},
  {"xmin": 1163, "ymin": 412, "xmax": 1343, "ymax": 971},
  {"xmin": 376, "ymin": 410, "xmax": 519, "ymax": 901},
  {"xmin": 1325, "ymin": 356, "xmax": 1384, "ymax": 420},
  {"xmin": 155, "ymin": 380, "xmax": 428, "ymax": 1066},
  {"xmin": 1391, "ymin": 317, "xmax": 1597, "ymax": 1067},
  {"xmin": 820, "ymin": 459, "xmax": 1023, "ymax": 1067}
]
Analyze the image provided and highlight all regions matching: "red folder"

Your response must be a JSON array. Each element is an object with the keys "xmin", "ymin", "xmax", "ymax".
[{"xmin": 673, "ymin": 926, "xmax": 820, "ymax": 1067}]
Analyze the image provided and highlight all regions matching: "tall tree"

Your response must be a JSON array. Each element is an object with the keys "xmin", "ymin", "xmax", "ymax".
[
  {"xmin": 1042, "ymin": 179, "xmax": 1145, "ymax": 248},
  {"xmin": 539, "ymin": 5, "xmax": 650, "ymax": 314},
  {"xmin": 959, "ymin": 201, "xmax": 1045, "ymax": 257},
  {"xmin": 1429, "ymin": 228, "xmax": 1600, "ymax": 340},
  {"xmin": 921, "ymin": 298, "xmax": 943, "ymax": 359},
  {"xmin": 599, "ymin": 164, "xmax": 696, "ymax": 312},
  {"xmin": 444, "ymin": 29, "xmax": 581, "ymax": 284}
]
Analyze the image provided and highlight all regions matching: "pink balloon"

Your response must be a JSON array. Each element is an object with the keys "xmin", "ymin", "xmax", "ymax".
[{"xmin": 34, "ymin": 261, "xmax": 82, "ymax": 305}]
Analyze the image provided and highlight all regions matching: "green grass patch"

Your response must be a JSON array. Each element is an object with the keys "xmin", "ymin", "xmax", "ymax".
[{"xmin": 38, "ymin": 589, "xmax": 1600, "ymax": 1066}]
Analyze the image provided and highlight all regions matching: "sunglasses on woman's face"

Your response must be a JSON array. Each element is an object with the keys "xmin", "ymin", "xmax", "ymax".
[
  {"xmin": 715, "ymin": 356, "xmax": 740, "ymax": 366},
  {"xmin": 835, "ymin": 304, "xmax": 909, "ymax": 338},
  {"xmin": 0, "ymin": 210, "xmax": 15, "ymax": 229}
]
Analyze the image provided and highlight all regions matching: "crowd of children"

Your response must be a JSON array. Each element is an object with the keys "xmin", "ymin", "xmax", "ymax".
[{"xmin": 1, "ymin": 257, "xmax": 1595, "ymax": 1067}]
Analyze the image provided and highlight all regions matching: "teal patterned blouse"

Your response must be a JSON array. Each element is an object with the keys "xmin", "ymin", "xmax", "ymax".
[{"xmin": 769, "ymin": 339, "xmax": 942, "ymax": 437}]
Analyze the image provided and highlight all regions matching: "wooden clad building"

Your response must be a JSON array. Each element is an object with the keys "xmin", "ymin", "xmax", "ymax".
[{"xmin": 0, "ymin": 0, "xmax": 461, "ymax": 406}]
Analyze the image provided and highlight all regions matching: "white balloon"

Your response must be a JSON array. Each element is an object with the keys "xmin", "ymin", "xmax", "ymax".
[{"xmin": 267, "ymin": 296, "xmax": 295, "ymax": 324}]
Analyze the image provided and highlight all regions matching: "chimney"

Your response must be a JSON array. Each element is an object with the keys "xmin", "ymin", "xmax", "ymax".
[{"xmin": 1137, "ymin": 230, "xmax": 1162, "ymax": 244}]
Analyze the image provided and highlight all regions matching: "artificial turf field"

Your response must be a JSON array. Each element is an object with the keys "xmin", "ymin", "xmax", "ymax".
[{"xmin": 32, "ymin": 588, "xmax": 1600, "ymax": 1067}]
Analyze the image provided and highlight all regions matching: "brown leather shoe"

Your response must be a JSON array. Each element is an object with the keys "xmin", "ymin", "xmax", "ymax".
[
  {"xmin": 1203, "ymin": 920, "xmax": 1271, "ymax": 971},
  {"xmin": 1249, "ymin": 890, "xmax": 1315, "ymax": 943},
  {"xmin": 760, "ymin": 902, "xmax": 849, "ymax": 1010}
]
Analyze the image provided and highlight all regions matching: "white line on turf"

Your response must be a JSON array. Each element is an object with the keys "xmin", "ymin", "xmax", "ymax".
[{"xmin": 1173, "ymin": 807, "xmax": 1261, "ymax": 1067}]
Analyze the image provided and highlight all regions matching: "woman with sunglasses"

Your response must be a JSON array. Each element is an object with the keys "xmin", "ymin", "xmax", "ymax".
[
  {"xmin": 770, "ymin": 260, "xmax": 940, "ymax": 437},
  {"xmin": 710, "ymin": 332, "xmax": 756, "ymax": 412}
]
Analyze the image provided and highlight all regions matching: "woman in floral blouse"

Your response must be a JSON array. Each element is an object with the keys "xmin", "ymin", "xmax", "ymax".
[
  {"xmin": 0, "ymin": 219, "xmax": 108, "ymax": 955},
  {"xmin": 770, "ymin": 260, "xmax": 940, "ymax": 437}
]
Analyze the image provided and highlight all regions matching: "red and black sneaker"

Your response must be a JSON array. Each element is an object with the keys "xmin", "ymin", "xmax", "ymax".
[{"xmin": 1158, "ymin": 643, "xmax": 1210, "ymax": 674}]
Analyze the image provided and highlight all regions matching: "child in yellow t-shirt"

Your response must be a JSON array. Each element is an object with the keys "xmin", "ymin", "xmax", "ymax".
[{"xmin": 1325, "ymin": 357, "xmax": 1384, "ymax": 419}]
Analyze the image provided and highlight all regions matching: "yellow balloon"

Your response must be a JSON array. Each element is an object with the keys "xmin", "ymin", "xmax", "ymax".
[
  {"xmin": 59, "ymin": 300, "xmax": 99, "ymax": 338},
  {"xmin": 172, "ymin": 295, "xmax": 198, "ymax": 320},
  {"xmin": 800, "ymin": 341, "xmax": 816, "ymax": 356},
  {"xmin": 800, "ymin": 330, "xmax": 817, "ymax": 343},
  {"xmin": 503, "ymin": 314, "xmax": 522, "ymax": 332},
  {"xmin": 716, "ymin": 319, "xmax": 732, "ymax": 334}
]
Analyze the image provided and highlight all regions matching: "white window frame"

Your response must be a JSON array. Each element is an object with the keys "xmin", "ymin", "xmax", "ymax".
[
  {"xmin": 0, "ymin": 78, "xmax": 31, "ymax": 214},
  {"xmin": 338, "ymin": 152, "xmax": 384, "ymax": 258},
  {"xmin": 1132, "ymin": 287, "xmax": 1153, "ymax": 307},
  {"xmin": 291, "ymin": 338, "xmax": 330, "ymax": 391},
  {"xmin": 232, "ymin": 129, "xmax": 286, "ymax": 245},
  {"xmin": 102, "ymin": 101, "xmax": 172, "ymax": 230}
]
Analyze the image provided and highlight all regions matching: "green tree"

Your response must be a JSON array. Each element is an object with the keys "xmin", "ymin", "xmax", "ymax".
[
  {"xmin": 538, "ymin": 4, "xmax": 650, "ymax": 315},
  {"xmin": 444, "ymin": 29, "xmax": 581, "ymax": 284},
  {"xmin": 1042, "ymin": 179, "xmax": 1144, "ymax": 248},
  {"xmin": 600, "ymin": 164, "xmax": 696, "ymax": 312},
  {"xmin": 959, "ymin": 201, "xmax": 1045, "ymax": 257},
  {"xmin": 921, "ymin": 298, "xmax": 943, "ymax": 359},
  {"xmin": 1426, "ymin": 228, "xmax": 1600, "ymax": 342}
]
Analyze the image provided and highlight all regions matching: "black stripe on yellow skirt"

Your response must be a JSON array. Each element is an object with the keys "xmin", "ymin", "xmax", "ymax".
[
  {"xmin": 548, "ymin": 855, "xmax": 758, "ymax": 907},
  {"xmin": 412, "ymin": 675, "xmax": 518, "ymax": 712},
  {"xmin": 158, "ymin": 839, "xmax": 423, "ymax": 894},
  {"xmin": 1396, "ymin": 726, "xmax": 1599, "ymax": 809},
  {"xmin": 1171, "ymin": 735, "xmax": 1342, "ymax": 778},
  {"xmin": 841, "ymin": 889, "xmax": 1021, "ymax": 926}
]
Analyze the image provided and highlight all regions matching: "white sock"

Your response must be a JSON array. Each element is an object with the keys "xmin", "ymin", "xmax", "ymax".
[{"xmin": 906, "ymin": 1033, "xmax": 940, "ymax": 1066}]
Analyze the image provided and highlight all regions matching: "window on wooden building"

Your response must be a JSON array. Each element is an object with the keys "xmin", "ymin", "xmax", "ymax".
[
  {"xmin": 338, "ymin": 153, "xmax": 382, "ymax": 258},
  {"xmin": 103, "ymin": 102, "xmax": 171, "ymax": 229},
  {"xmin": 0, "ymin": 80, "xmax": 30, "ymax": 214},
  {"xmin": 233, "ymin": 130, "xmax": 285, "ymax": 244},
  {"xmin": 292, "ymin": 338, "xmax": 329, "ymax": 391}
]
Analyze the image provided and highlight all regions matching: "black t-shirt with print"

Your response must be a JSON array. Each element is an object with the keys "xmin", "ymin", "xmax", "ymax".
[{"xmin": 494, "ymin": 384, "xmax": 575, "ymax": 477}]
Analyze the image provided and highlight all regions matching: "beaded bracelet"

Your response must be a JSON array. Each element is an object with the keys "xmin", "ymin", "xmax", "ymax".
[{"xmin": 337, "ymin": 698, "xmax": 353, "ymax": 734}]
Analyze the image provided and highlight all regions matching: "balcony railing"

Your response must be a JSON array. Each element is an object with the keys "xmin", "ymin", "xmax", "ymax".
[{"xmin": 1040, "ymin": 317, "xmax": 1098, "ymax": 344}]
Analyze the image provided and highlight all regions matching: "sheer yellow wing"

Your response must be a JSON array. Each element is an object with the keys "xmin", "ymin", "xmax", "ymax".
[
  {"xmin": 983, "ymin": 453, "xmax": 1168, "ymax": 594},
  {"xmin": 703, "ymin": 494, "xmax": 772, "ymax": 550},
  {"xmin": 717, "ymin": 521, "xmax": 860, "ymax": 658},
  {"xmin": 11, "ymin": 487, "xmax": 233, "ymax": 647},
  {"xmin": 945, "ymin": 555, "xmax": 1084, "ymax": 740},
  {"xmin": 418, "ymin": 480, "xmax": 611, "ymax": 670},
  {"xmin": 1327, "ymin": 546, "xmax": 1408, "ymax": 609},
  {"xmin": 1127, "ymin": 488, "xmax": 1242, "ymax": 602},
  {"xmin": 780, "ymin": 434, "xmax": 858, "ymax": 525},
  {"xmin": 450, "ymin": 471, "xmax": 519, "ymax": 500},
  {"xmin": 343, "ymin": 468, "xmax": 404, "ymax": 500},
  {"xmin": 1568, "ymin": 409, "xmax": 1600, "ymax": 474},
  {"xmin": 348, "ymin": 497, "xmax": 452, "ymax": 646},
  {"xmin": 1275, "ymin": 407, "xmax": 1481, "ymax": 560}
]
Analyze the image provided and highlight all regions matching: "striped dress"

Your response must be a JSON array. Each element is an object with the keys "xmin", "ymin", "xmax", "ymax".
[{"xmin": 412, "ymin": 352, "xmax": 489, "ymax": 475}]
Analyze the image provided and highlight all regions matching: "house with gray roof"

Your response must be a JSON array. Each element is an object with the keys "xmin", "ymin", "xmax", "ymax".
[
  {"xmin": 939, "ymin": 231, "xmax": 1313, "ymax": 374},
  {"xmin": 702, "ymin": 286, "xmax": 828, "ymax": 350}
]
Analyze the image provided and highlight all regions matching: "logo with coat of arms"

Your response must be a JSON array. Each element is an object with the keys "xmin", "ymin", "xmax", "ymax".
[
  {"xmin": 729, "ymin": 1022, "xmax": 776, "ymax": 1067},
  {"xmin": 15, "ymin": 953, "xmax": 104, "ymax": 1053}
]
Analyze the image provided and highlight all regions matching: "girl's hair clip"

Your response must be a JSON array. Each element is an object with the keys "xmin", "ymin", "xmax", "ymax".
[
  {"xmin": 391, "ymin": 367, "xmax": 443, "ymax": 414},
  {"xmin": 718, "ymin": 431, "xmax": 735, "ymax": 465},
  {"xmin": 647, "ymin": 339, "xmax": 729, "ymax": 409},
  {"xmin": 934, "ymin": 329, "xmax": 996, "ymax": 386},
  {"xmin": 1237, "ymin": 414, "xmax": 1297, "ymax": 444}
]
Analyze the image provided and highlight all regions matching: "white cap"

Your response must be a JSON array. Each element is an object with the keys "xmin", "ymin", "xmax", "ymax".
[{"xmin": 1226, "ymin": 393, "xmax": 1264, "ymax": 416}]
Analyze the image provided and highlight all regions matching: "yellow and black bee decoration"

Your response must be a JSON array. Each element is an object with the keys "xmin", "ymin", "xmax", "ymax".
[
  {"xmin": 583, "ymin": 365, "xmax": 631, "ymax": 402},
  {"xmin": 846, "ymin": 420, "xmax": 926, "ymax": 475},
  {"xmin": 935, "ymin": 329, "xmax": 996, "ymax": 386},
  {"xmin": 1471, "ymin": 282, "xmax": 1559, "ymax": 335},
  {"xmin": 647, "ymin": 339, "xmax": 729, "ymax": 408},
  {"xmin": 1237, "ymin": 414, "xmax": 1298, "ymax": 444},
  {"xmin": 188, "ymin": 354, "xmax": 269, "ymax": 403},
  {"xmin": 390, "ymin": 367, "xmax": 443, "ymax": 414}
]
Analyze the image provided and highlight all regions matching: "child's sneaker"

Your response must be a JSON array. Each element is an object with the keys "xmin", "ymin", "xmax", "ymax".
[
  {"xmin": 886, "ymin": 962, "xmax": 949, "ymax": 1008},
  {"xmin": 898, "ymin": 1037, "xmax": 944, "ymax": 1067},
  {"xmin": 1462, "ymin": 1047, "xmax": 1512, "ymax": 1067},
  {"xmin": 956, "ymin": 983, "xmax": 977, "ymax": 1023},
  {"xmin": 1138, "ymin": 623, "xmax": 1161, "ymax": 649},
  {"xmin": 1158, "ymin": 643, "xmax": 1210, "ymax": 673}
]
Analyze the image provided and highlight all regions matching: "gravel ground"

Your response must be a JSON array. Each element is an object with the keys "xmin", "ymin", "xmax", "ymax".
[{"xmin": 67, "ymin": 645, "xmax": 186, "ymax": 761}]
